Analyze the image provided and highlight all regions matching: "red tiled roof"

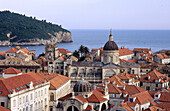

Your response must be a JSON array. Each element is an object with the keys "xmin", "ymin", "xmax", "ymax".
[
  {"xmin": 97, "ymin": 83, "xmax": 122, "ymax": 94},
  {"xmin": 87, "ymin": 89, "xmax": 106, "ymax": 103},
  {"xmin": 159, "ymin": 92, "xmax": 170, "ymax": 102},
  {"xmin": 133, "ymin": 48, "xmax": 151, "ymax": 52},
  {"xmin": 144, "ymin": 106, "xmax": 163, "ymax": 111},
  {"xmin": 86, "ymin": 105, "xmax": 92, "ymax": 110},
  {"xmin": 156, "ymin": 53, "xmax": 169, "ymax": 59},
  {"xmin": 6, "ymin": 48, "xmax": 18, "ymax": 53},
  {"xmin": 119, "ymin": 48, "xmax": 134, "ymax": 56},
  {"xmin": 131, "ymin": 91, "xmax": 153, "ymax": 104},
  {"xmin": 58, "ymin": 57, "xmax": 65, "ymax": 61},
  {"xmin": 127, "ymin": 59, "xmax": 137, "ymax": 63},
  {"xmin": 106, "ymin": 75, "xmax": 125, "ymax": 86},
  {"xmin": 0, "ymin": 72, "xmax": 46, "ymax": 96},
  {"xmin": 122, "ymin": 85, "xmax": 146, "ymax": 95},
  {"xmin": 118, "ymin": 73, "xmax": 132, "ymax": 80},
  {"xmin": 59, "ymin": 93, "xmax": 72, "ymax": 101},
  {"xmin": 118, "ymin": 102, "xmax": 133, "ymax": 111},
  {"xmin": 0, "ymin": 105, "xmax": 11, "ymax": 111},
  {"xmin": 139, "ymin": 70, "xmax": 169, "ymax": 83},
  {"xmin": 0, "ymin": 67, "xmax": 21, "ymax": 74},
  {"xmin": 58, "ymin": 48, "xmax": 72, "ymax": 54},
  {"xmin": 119, "ymin": 59, "xmax": 128, "ymax": 62},
  {"xmin": 156, "ymin": 102, "xmax": 170, "ymax": 111},
  {"xmin": 20, "ymin": 49, "xmax": 31, "ymax": 54},
  {"xmin": 36, "ymin": 73, "xmax": 70, "ymax": 89},
  {"xmin": 0, "ymin": 51, "xmax": 6, "ymax": 57},
  {"xmin": 75, "ymin": 95, "xmax": 87, "ymax": 103}
]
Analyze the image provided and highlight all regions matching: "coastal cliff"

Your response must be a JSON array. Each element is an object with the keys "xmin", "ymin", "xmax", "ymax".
[{"xmin": 0, "ymin": 11, "xmax": 72, "ymax": 46}]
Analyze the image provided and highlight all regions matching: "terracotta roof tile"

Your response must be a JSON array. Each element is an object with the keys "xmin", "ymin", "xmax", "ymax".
[
  {"xmin": 86, "ymin": 105, "xmax": 92, "ymax": 110},
  {"xmin": 97, "ymin": 83, "xmax": 122, "ymax": 94},
  {"xmin": 0, "ymin": 67, "xmax": 22, "ymax": 74},
  {"xmin": 0, "ymin": 51, "xmax": 6, "ymax": 57},
  {"xmin": 131, "ymin": 91, "xmax": 153, "ymax": 104},
  {"xmin": 75, "ymin": 95, "xmax": 87, "ymax": 103},
  {"xmin": 156, "ymin": 53, "xmax": 169, "ymax": 59},
  {"xmin": 87, "ymin": 89, "xmax": 106, "ymax": 103},
  {"xmin": 36, "ymin": 73, "xmax": 70, "ymax": 89},
  {"xmin": 58, "ymin": 48, "xmax": 72, "ymax": 54},
  {"xmin": 159, "ymin": 92, "xmax": 170, "ymax": 102},
  {"xmin": 133, "ymin": 48, "xmax": 151, "ymax": 52},
  {"xmin": 156, "ymin": 102, "xmax": 170, "ymax": 111},
  {"xmin": 58, "ymin": 57, "xmax": 65, "ymax": 61},
  {"xmin": 6, "ymin": 48, "xmax": 18, "ymax": 53},
  {"xmin": 118, "ymin": 102, "xmax": 133, "ymax": 111},
  {"xmin": 0, "ymin": 106, "xmax": 11, "ymax": 111},
  {"xmin": 119, "ymin": 48, "xmax": 134, "ymax": 56},
  {"xmin": 122, "ymin": 85, "xmax": 146, "ymax": 95},
  {"xmin": 144, "ymin": 106, "xmax": 163, "ymax": 111},
  {"xmin": 0, "ymin": 72, "xmax": 46, "ymax": 96},
  {"xmin": 139, "ymin": 70, "xmax": 169, "ymax": 83},
  {"xmin": 59, "ymin": 93, "xmax": 72, "ymax": 101}
]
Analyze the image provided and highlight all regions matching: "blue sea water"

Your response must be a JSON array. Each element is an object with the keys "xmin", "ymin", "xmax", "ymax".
[{"xmin": 0, "ymin": 30, "xmax": 170, "ymax": 55}]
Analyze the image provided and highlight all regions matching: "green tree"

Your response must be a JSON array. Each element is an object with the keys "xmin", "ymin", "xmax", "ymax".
[
  {"xmin": 73, "ymin": 50, "xmax": 80, "ymax": 58},
  {"xmin": 79, "ymin": 45, "xmax": 85, "ymax": 56},
  {"xmin": 84, "ymin": 46, "xmax": 89, "ymax": 56}
]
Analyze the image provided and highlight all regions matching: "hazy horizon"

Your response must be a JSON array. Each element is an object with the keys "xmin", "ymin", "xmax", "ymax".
[{"xmin": 1, "ymin": 0, "xmax": 170, "ymax": 30}]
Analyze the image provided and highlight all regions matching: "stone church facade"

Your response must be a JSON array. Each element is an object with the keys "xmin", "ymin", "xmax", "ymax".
[{"xmin": 64, "ymin": 31, "xmax": 140, "ymax": 86}]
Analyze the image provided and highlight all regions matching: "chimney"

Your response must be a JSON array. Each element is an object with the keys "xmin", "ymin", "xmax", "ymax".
[{"xmin": 2, "ymin": 73, "xmax": 5, "ymax": 78}]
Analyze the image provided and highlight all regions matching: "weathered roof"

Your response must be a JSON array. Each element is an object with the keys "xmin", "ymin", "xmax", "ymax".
[
  {"xmin": 0, "ymin": 67, "xmax": 22, "ymax": 74},
  {"xmin": 0, "ymin": 106, "xmax": 11, "ymax": 111},
  {"xmin": 139, "ymin": 70, "xmax": 169, "ymax": 83},
  {"xmin": 36, "ymin": 73, "xmax": 70, "ymax": 90},
  {"xmin": 119, "ymin": 48, "xmax": 134, "ymax": 56},
  {"xmin": 0, "ymin": 57, "xmax": 40, "ymax": 67},
  {"xmin": 0, "ymin": 72, "xmax": 46, "ymax": 96}
]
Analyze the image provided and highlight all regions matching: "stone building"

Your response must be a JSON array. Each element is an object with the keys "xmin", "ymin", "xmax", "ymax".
[
  {"xmin": 57, "ymin": 80, "xmax": 109, "ymax": 111},
  {"xmin": 64, "ymin": 31, "xmax": 141, "ymax": 86},
  {"xmin": 139, "ymin": 70, "xmax": 169, "ymax": 91},
  {"xmin": 0, "ymin": 72, "xmax": 50, "ymax": 111},
  {"xmin": 0, "ymin": 67, "xmax": 22, "ymax": 78},
  {"xmin": 153, "ymin": 53, "xmax": 170, "ymax": 64},
  {"xmin": 0, "ymin": 57, "xmax": 40, "ymax": 73},
  {"xmin": 36, "ymin": 72, "xmax": 71, "ymax": 111}
]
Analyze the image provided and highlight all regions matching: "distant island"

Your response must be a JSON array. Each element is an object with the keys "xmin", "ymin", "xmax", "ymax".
[{"xmin": 0, "ymin": 11, "xmax": 72, "ymax": 46}]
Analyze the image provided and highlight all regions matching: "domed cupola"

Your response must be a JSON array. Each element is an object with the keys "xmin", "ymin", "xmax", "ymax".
[
  {"xmin": 101, "ymin": 29, "xmax": 120, "ymax": 65},
  {"xmin": 73, "ymin": 79, "xmax": 93, "ymax": 98},
  {"xmin": 103, "ymin": 30, "xmax": 118, "ymax": 50}
]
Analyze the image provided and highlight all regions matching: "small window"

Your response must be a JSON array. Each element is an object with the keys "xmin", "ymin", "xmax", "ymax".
[
  {"xmin": 20, "ymin": 86, "xmax": 23, "ymax": 89},
  {"xmin": 1, "ymin": 102, "xmax": 5, "ymax": 107},
  {"xmin": 16, "ymin": 88, "xmax": 19, "ymax": 90},
  {"xmin": 156, "ymin": 84, "xmax": 159, "ymax": 87},
  {"xmin": 0, "ymin": 91, "xmax": 2, "ymax": 94}
]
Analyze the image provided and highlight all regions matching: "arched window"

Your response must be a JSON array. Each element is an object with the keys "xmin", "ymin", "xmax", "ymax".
[{"xmin": 50, "ymin": 93, "xmax": 54, "ymax": 101}]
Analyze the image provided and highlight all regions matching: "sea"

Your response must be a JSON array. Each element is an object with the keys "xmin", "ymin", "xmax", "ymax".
[{"xmin": 0, "ymin": 30, "xmax": 170, "ymax": 56}]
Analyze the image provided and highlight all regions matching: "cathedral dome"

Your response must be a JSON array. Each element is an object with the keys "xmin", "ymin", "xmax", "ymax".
[
  {"xmin": 104, "ymin": 41, "xmax": 118, "ymax": 50},
  {"xmin": 103, "ymin": 30, "xmax": 118, "ymax": 51},
  {"xmin": 73, "ymin": 80, "xmax": 92, "ymax": 92}
]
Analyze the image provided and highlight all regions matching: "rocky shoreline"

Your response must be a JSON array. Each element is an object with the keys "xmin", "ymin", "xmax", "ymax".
[{"xmin": 0, "ymin": 31, "xmax": 72, "ymax": 46}]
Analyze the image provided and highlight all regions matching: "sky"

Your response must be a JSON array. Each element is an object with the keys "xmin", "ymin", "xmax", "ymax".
[{"xmin": 0, "ymin": 0, "xmax": 170, "ymax": 30}]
